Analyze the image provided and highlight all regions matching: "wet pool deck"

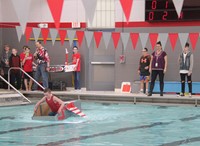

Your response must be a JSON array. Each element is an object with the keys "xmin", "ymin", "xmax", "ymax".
[{"xmin": 1, "ymin": 89, "xmax": 200, "ymax": 107}]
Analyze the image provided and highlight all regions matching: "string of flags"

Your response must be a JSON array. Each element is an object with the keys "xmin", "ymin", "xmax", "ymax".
[{"xmin": 19, "ymin": 26, "xmax": 200, "ymax": 51}]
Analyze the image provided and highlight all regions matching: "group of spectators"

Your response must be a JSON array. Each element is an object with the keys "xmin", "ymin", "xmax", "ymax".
[
  {"xmin": 138, "ymin": 41, "xmax": 193, "ymax": 97},
  {"xmin": 0, "ymin": 41, "xmax": 81, "ymax": 92},
  {"xmin": 1, "ymin": 41, "xmax": 50, "ymax": 91}
]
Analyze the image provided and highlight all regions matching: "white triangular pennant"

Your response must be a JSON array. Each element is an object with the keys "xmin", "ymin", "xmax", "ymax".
[
  {"xmin": 158, "ymin": 33, "xmax": 168, "ymax": 50},
  {"xmin": 15, "ymin": 26, "xmax": 23, "ymax": 42},
  {"xmin": 33, "ymin": 28, "xmax": 41, "ymax": 42},
  {"xmin": 82, "ymin": 0, "xmax": 97, "ymax": 24},
  {"xmin": 172, "ymin": 0, "xmax": 184, "ymax": 18},
  {"xmin": 121, "ymin": 33, "xmax": 129, "ymax": 50},
  {"xmin": 11, "ymin": 0, "xmax": 32, "ymax": 33},
  {"xmin": 103, "ymin": 32, "xmax": 111, "ymax": 49},
  {"xmin": 67, "ymin": 30, "xmax": 76, "ymax": 47},
  {"xmin": 139, "ymin": 33, "xmax": 149, "ymax": 49},
  {"xmin": 49, "ymin": 29, "xmax": 58, "ymax": 45},
  {"xmin": 178, "ymin": 33, "xmax": 189, "ymax": 49},
  {"xmin": 85, "ymin": 31, "xmax": 93, "ymax": 48}
]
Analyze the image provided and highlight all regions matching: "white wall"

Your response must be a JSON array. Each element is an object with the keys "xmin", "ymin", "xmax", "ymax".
[{"xmin": 0, "ymin": 0, "xmax": 145, "ymax": 23}]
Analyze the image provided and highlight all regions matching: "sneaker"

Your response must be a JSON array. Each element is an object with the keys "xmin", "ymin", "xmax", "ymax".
[
  {"xmin": 160, "ymin": 93, "xmax": 163, "ymax": 96},
  {"xmin": 189, "ymin": 93, "xmax": 192, "ymax": 97},
  {"xmin": 147, "ymin": 93, "xmax": 152, "ymax": 96},
  {"xmin": 138, "ymin": 90, "xmax": 144, "ymax": 94}
]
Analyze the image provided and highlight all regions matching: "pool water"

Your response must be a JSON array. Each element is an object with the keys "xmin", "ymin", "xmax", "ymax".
[{"xmin": 0, "ymin": 102, "xmax": 200, "ymax": 146}]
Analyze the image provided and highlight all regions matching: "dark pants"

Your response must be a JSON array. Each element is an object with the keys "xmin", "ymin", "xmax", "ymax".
[
  {"xmin": 180, "ymin": 73, "xmax": 192, "ymax": 94},
  {"xmin": 2, "ymin": 74, "xmax": 8, "ymax": 89},
  {"xmin": 11, "ymin": 72, "xmax": 21, "ymax": 90},
  {"xmin": 149, "ymin": 70, "xmax": 164, "ymax": 94},
  {"xmin": 74, "ymin": 71, "xmax": 81, "ymax": 90}
]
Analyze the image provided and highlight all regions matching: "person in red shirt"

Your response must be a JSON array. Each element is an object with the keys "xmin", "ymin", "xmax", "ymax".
[
  {"xmin": 72, "ymin": 46, "xmax": 81, "ymax": 90},
  {"xmin": 21, "ymin": 47, "xmax": 37, "ymax": 91},
  {"xmin": 34, "ymin": 88, "xmax": 65, "ymax": 116}
]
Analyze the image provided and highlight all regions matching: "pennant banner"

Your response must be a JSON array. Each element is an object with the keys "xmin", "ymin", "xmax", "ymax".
[
  {"xmin": 33, "ymin": 28, "xmax": 41, "ymax": 42},
  {"xmin": 85, "ymin": 31, "xmax": 93, "ymax": 48},
  {"xmin": 189, "ymin": 33, "xmax": 199, "ymax": 50},
  {"xmin": 121, "ymin": 32, "xmax": 129, "ymax": 50},
  {"xmin": 11, "ymin": 0, "xmax": 32, "ymax": 33},
  {"xmin": 112, "ymin": 32, "xmax": 121, "ymax": 49},
  {"xmin": 41, "ymin": 28, "xmax": 49, "ymax": 44},
  {"xmin": 94, "ymin": 32, "xmax": 102, "ymax": 48},
  {"xmin": 149, "ymin": 33, "xmax": 158, "ymax": 50},
  {"xmin": 103, "ymin": 32, "xmax": 111, "ymax": 49},
  {"xmin": 139, "ymin": 33, "xmax": 149, "ymax": 49},
  {"xmin": 67, "ymin": 30, "xmax": 76, "ymax": 47},
  {"xmin": 172, "ymin": 0, "xmax": 184, "ymax": 18},
  {"xmin": 158, "ymin": 33, "xmax": 168, "ymax": 50},
  {"xmin": 15, "ymin": 26, "xmax": 23, "ymax": 42},
  {"xmin": 82, "ymin": 0, "xmax": 97, "ymax": 25},
  {"xmin": 59, "ymin": 30, "xmax": 67, "ymax": 45},
  {"xmin": 49, "ymin": 29, "xmax": 58, "ymax": 45},
  {"xmin": 25, "ymin": 27, "xmax": 32, "ymax": 43},
  {"xmin": 178, "ymin": 33, "xmax": 189, "ymax": 49},
  {"xmin": 130, "ymin": 33, "xmax": 139, "ymax": 49},
  {"xmin": 76, "ymin": 31, "xmax": 85, "ymax": 47},
  {"xmin": 47, "ymin": 0, "xmax": 64, "ymax": 29},
  {"xmin": 119, "ymin": 0, "xmax": 133, "ymax": 23},
  {"xmin": 169, "ymin": 33, "xmax": 178, "ymax": 51}
]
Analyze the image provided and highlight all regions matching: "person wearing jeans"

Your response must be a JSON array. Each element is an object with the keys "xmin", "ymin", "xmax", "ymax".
[
  {"xmin": 178, "ymin": 42, "xmax": 193, "ymax": 97},
  {"xmin": 33, "ymin": 41, "xmax": 50, "ymax": 90},
  {"xmin": 72, "ymin": 46, "xmax": 81, "ymax": 90},
  {"xmin": 148, "ymin": 41, "xmax": 168, "ymax": 96}
]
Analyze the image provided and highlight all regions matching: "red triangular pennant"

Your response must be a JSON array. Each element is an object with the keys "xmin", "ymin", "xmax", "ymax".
[
  {"xmin": 149, "ymin": 33, "xmax": 158, "ymax": 50},
  {"xmin": 25, "ymin": 27, "xmax": 32, "ymax": 43},
  {"xmin": 41, "ymin": 28, "xmax": 49, "ymax": 44},
  {"xmin": 130, "ymin": 33, "xmax": 139, "ymax": 49},
  {"xmin": 112, "ymin": 32, "xmax": 120, "ymax": 49},
  {"xmin": 59, "ymin": 30, "xmax": 67, "ymax": 45},
  {"xmin": 169, "ymin": 33, "xmax": 178, "ymax": 51},
  {"xmin": 189, "ymin": 33, "xmax": 199, "ymax": 51},
  {"xmin": 47, "ymin": 0, "xmax": 64, "ymax": 29},
  {"xmin": 119, "ymin": 0, "xmax": 133, "ymax": 23},
  {"xmin": 94, "ymin": 32, "xmax": 102, "ymax": 48},
  {"xmin": 76, "ymin": 31, "xmax": 85, "ymax": 47}
]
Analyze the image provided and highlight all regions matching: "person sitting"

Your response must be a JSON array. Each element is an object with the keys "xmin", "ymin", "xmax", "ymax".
[{"xmin": 34, "ymin": 88, "xmax": 65, "ymax": 116}]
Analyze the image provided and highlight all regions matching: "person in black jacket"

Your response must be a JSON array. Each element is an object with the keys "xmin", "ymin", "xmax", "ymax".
[
  {"xmin": 9, "ymin": 48, "xmax": 21, "ymax": 90},
  {"xmin": 138, "ymin": 48, "xmax": 151, "ymax": 94}
]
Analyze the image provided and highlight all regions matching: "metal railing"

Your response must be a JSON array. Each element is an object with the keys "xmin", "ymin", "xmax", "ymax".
[
  {"xmin": 8, "ymin": 67, "xmax": 45, "ymax": 91},
  {"xmin": 0, "ymin": 75, "xmax": 31, "ymax": 103}
]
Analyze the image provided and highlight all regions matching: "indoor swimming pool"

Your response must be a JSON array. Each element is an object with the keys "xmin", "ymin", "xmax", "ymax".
[{"xmin": 0, "ymin": 102, "xmax": 200, "ymax": 146}]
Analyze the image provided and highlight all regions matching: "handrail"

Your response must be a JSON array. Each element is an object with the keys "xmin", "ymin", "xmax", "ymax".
[
  {"xmin": 0, "ymin": 75, "xmax": 31, "ymax": 103},
  {"xmin": 8, "ymin": 67, "xmax": 45, "ymax": 91}
]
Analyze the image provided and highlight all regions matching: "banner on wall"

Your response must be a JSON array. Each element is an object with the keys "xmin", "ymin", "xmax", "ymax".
[
  {"xmin": 112, "ymin": 32, "xmax": 121, "ymax": 49},
  {"xmin": 59, "ymin": 30, "xmax": 67, "ymax": 45},
  {"xmin": 11, "ymin": 0, "xmax": 32, "ymax": 33},
  {"xmin": 121, "ymin": 32, "xmax": 130, "ymax": 50},
  {"xmin": 33, "ymin": 28, "xmax": 41, "ymax": 42},
  {"xmin": 178, "ymin": 33, "xmax": 189, "ymax": 49},
  {"xmin": 15, "ymin": 26, "xmax": 23, "ymax": 42},
  {"xmin": 103, "ymin": 32, "xmax": 111, "ymax": 50},
  {"xmin": 82, "ymin": 0, "xmax": 97, "ymax": 24},
  {"xmin": 158, "ymin": 33, "xmax": 168, "ymax": 50},
  {"xmin": 189, "ymin": 33, "xmax": 199, "ymax": 50},
  {"xmin": 119, "ymin": 0, "xmax": 134, "ymax": 23},
  {"xmin": 25, "ymin": 27, "xmax": 32, "ymax": 43},
  {"xmin": 149, "ymin": 33, "xmax": 158, "ymax": 50},
  {"xmin": 139, "ymin": 33, "xmax": 149, "ymax": 49},
  {"xmin": 49, "ymin": 28, "xmax": 58, "ymax": 45},
  {"xmin": 169, "ymin": 33, "xmax": 178, "ymax": 51},
  {"xmin": 172, "ymin": 0, "xmax": 184, "ymax": 18},
  {"xmin": 130, "ymin": 33, "xmax": 139, "ymax": 49},
  {"xmin": 94, "ymin": 32, "xmax": 102, "ymax": 48},
  {"xmin": 85, "ymin": 31, "xmax": 93, "ymax": 48},
  {"xmin": 47, "ymin": 0, "xmax": 64, "ymax": 29},
  {"xmin": 67, "ymin": 30, "xmax": 76, "ymax": 47}
]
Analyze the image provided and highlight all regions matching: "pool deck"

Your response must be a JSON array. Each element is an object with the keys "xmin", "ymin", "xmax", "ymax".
[
  {"xmin": 22, "ymin": 90, "xmax": 200, "ymax": 107},
  {"xmin": 1, "ymin": 89, "xmax": 200, "ymax": 106}
]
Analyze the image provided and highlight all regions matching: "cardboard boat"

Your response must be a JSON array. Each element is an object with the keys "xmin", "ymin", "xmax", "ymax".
[{"xmin": 32, "ymin": 100, "xmax": 83, "ymax": 121}]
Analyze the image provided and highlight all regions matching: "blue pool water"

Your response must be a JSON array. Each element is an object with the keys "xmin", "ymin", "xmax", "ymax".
[{"xmin": 0, "ymin": 102, "xmax": 200, "ymax": 146}]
